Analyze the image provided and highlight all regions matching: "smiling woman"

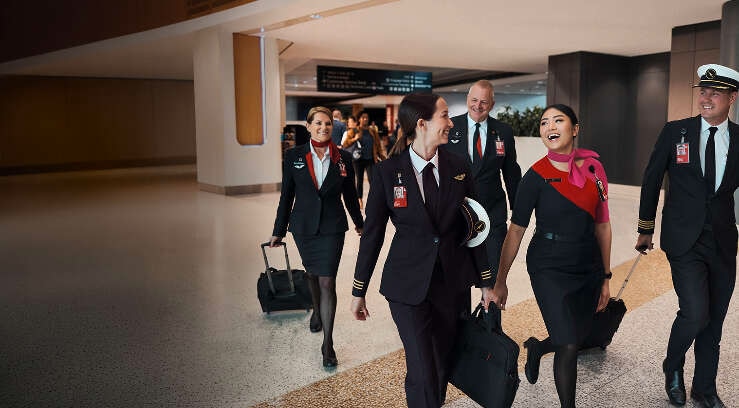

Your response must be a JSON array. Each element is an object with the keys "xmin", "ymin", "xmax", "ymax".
[
  {"xmin": 269, "ymin": 105, "xmax": 364, "ymax": 369},
  {"xmin": 489, "ymin": 103, "xmax": 613, "ymax": 407},
  {"xmin": 351, "ymin": 92, "xmax": 492, "ymax": 407}
]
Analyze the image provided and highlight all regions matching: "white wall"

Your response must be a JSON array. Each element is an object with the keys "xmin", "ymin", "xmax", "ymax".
[
  {"xmin": 193, "ymin": 29, "xmax": 282, "ymax": 189},
  {"xmin": 193, "ymin": 27, "xmax": 226, "ymax": 186},
  {"xmin": 514, "ymin": 136, "xmax": 547, "ymax": 172}
]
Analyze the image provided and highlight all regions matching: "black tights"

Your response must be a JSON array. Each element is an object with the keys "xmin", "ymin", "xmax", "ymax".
[
  {"xmin": 308, "ymin": 274, "xmax": 337, "ymax": 350},
  {"xmin": 553, "ymin": 343, "xmax": 578, "ymax": 408}
]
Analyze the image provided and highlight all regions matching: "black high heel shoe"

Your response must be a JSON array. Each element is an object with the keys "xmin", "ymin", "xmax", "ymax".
[
  {"xmin": 321, "ymin": 344, "xmax": 338, "ymax": 368},
  {"xmin": 309, "ymin": 311, "xmax": 322, "ymax": 333},
  {"xmin": 524, "ymin": 337, "xmax": 543, "ymax": 384}
]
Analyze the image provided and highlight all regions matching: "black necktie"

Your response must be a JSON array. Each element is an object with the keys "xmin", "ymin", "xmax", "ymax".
[
  {"xmin": 423, "ymin": 162, "xmax": 439, "ymax": 221},
  {"xmin": 472, "ymin": 123, "xmax": 482, "ymax": 163},
  {"xmin": 705, "ymin": 126, "xmax": 718, "ymax": 194}
]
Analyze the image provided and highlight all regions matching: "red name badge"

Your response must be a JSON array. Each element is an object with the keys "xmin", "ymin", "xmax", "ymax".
[
  {"xmin": 338, "ymin": 161, "xmax": 347, "ymax": 177},
  {"xmin": 393, "ymin": 186, "xmax": 408, "ymax": 208},
  {"xmin": 675, "ymin": 142, "xmax": 689, "ymax": 164},
  {"xmin": 495, "ymin": 140, "xmax": 505, "ymax": 156}
]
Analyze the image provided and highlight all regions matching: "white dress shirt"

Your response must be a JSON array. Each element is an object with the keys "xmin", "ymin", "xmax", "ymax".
[{"xmin": 309, "ymin": 143, "xmax": 331, "ymax": 189}]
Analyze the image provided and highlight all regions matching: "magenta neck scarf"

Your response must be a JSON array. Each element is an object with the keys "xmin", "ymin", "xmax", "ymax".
[{"xmin": 547, "ymin": 148, "xmax": 600, "ymax": 188}]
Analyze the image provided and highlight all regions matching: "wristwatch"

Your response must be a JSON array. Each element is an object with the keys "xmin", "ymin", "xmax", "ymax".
[{"xmin": 604, "ymin": 271, "xmax": 613, "ymax": 279}]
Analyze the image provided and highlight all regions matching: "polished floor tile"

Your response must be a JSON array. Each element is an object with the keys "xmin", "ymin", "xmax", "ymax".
[{"xmin": 1, "ymin": 165, "xmax": 737, "ymax": 408}]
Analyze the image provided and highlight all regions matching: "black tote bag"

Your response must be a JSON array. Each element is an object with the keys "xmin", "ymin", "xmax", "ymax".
[{"xmin": 449, "ymin": 305, "xmax": 520, "ymax": 408}]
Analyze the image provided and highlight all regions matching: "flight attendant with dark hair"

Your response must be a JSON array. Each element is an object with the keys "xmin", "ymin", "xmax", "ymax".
[
  {"xmin": 350, "ymin": 93, "xmax": 491, "ymax": 408},
  {"xmin": 489, "ymin": 104, "xmax": 612, "ymax": 408},
  {"xmin": 270, "ymin": 106, "xmax": 363, "ymax": 368}
]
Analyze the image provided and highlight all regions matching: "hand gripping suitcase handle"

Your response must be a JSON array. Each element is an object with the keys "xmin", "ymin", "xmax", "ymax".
[{"xmin": 260, "ymin": 242, "xmax": 295, "ymax": 294}]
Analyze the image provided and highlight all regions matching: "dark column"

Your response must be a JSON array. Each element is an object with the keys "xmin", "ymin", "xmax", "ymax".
[
  {"xmin": 722, "ymin": 0, "xmax": 739, "ymax": 123},
  {"xmin": 722, "ymin": 1, "xmax": 739, "ymax": 217},
  {"xmin": 547, "ymin": 51, "xmax": 669, "ymax": 185}
]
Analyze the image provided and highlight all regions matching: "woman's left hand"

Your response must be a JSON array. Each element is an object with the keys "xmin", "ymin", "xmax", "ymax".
[{"xmin": 597, "ymin": 279, "xmax": 611, "ymax": 312}]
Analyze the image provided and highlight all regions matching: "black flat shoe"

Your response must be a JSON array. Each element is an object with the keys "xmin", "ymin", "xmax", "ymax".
[
  {"xmin": 523, "ymin": 337, "xmax": 543, "ymax": 384},
  {"xmin": 690, "ymin": 391, "xmax": 726, "ymax": 408},
  {"xmin": 321, "ymin": 344, "xmax": 338, "ymax": 368},
  {"xmin": 665, "ymin": 370, "xmax": 686, "ymax": 406},
  {"xmin": 309, "ymin": 311, "xmax": 322, "ymax": 333}
]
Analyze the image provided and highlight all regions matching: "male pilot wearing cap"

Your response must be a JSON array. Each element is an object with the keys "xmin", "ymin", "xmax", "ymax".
[
  {"xmin": 636, "ymin": 64, "xmax": 739, "ymax": 408},
  {"xmin": 442, "ymin": 80, "xmax": 521, "ymax": 287}
]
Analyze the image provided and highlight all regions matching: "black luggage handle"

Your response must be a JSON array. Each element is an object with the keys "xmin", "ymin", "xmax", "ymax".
[
  {"xmin": 260, "ymin": 241, "xmax": 295, "ymax": 294},
  {"xmin": 472, "ymin": 304, "xmax": 503, "ymax": 334}
]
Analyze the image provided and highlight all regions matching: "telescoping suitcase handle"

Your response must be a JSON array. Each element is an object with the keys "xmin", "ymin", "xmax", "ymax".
[
  {"xmin": 614, "ymin": 253, "xmax": 643, "ymax": 300},
  {"xmin": 260, "ymin": 242, "xmax": 295, "ymax": 294}
]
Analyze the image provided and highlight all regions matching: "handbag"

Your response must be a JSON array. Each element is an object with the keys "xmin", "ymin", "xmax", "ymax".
[
  {"xmin": 450, "ymin": 305, "xmax": 520, "ymax": 408},
  {"xmin": 350, "ymin": 140, "xmax": 363, "ymax": 160}
]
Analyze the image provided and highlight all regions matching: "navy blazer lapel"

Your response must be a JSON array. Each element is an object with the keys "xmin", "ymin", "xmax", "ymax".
[
  {"xmin": 291, "ymin": 144, "xmax": 315, "ymax": 188},
  {"xmin": 687, "ymin": 116, "xmax": 703, "ymax": 178},
  {"xmin": 717, "ymin": 120, "xmax": 739, "ymax": 193},
  {"xmin": 483, "ymin": 117, "xmax": 499, "ymax": 160},
  {"xmin": 437, "ymin": 149, "xmax": 452, "ymax": 206},
  {"xmin": 450, "ymin": 120, "xmax": 471, "ymax": 163},
  {"xmin": 400, "ymin": 149, "xmax": 424, "ymax": 206},
  {"xmin": 319, "ymin": 158, "xmax": 342, "ymax": 195}
]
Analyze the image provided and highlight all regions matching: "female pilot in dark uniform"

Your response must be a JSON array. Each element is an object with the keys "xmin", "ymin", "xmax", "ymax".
[
  {"xmin": 269, "ymin": 106, "xmax": 363, "ymax": 368},
  {"xmin": 350, "ymin": 93, "xmax": 491, "ymax": 408},
  {"xmin": 488, "ymin": 104, "xmax": 612, "ymax": 408}
]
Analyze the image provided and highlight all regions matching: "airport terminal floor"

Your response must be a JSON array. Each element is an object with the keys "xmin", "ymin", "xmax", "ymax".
[{"xmin": 1, "ymin": 164, "xmax": 738, "ymax": 407}]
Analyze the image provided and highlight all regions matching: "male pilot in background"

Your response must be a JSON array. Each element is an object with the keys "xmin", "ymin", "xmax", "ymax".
[
  {"xmin": 442, "ymin": 80, "xmax": 521, "ymax": 287},
  {"xmin": 636, "ymin": 64, "xmax": 739, "ymax": 408}
]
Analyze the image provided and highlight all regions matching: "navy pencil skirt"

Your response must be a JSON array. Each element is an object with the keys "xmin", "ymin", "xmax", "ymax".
[{"xmin": 292, "ymin": 232, "xmax": 345, "ymax": 277}]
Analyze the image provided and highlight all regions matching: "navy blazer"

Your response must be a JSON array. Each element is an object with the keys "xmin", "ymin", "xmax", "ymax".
[
  {"xmin": 442, "ymin": 114, "xmax": 521, "ymax": 227},
  {"xmin": 638, "ymin": 115, "xmax": 739, "ymax": 257},
  {"xmin": 352, "ymin": 148, "xmax": 491, "ymax": 305},
  {"xmin": 272, "ymin": 144, "xmax": 363, "ymax": 237}
]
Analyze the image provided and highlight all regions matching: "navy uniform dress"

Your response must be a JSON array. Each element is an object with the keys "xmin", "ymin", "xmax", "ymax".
[{"xmin": 513, "ymin": 157, "xmax": 608, "ymax": 345}]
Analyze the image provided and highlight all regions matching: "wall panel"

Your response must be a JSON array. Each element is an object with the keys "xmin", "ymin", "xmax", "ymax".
[{"xmin": 0, "ymin": 76, "xmax": 196, "ymax": 174}]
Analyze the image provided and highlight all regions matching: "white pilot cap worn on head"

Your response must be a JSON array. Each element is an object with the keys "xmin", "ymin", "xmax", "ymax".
[{"xmin": 694, "ymin": 64, "xmax": 739, "ymax": 91}]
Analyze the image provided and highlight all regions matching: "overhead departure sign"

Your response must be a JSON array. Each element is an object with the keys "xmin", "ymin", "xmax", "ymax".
[{"xmin": 317, "ymin": 65, "xmax": 432, "ymax": 95}]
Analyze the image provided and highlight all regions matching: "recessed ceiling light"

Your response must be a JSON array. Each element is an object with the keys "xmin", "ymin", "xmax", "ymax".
[{"xmin": 310, "ymin": 14, "xmax": 322, "ymax": 19}]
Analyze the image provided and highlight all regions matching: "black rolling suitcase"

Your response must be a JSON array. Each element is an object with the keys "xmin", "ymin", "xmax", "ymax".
[
  {"xmin": 581, "ymin": 253, "xmax": 642, "ymax": 350},
  {"xmin": 258, "ymin": 242, "xmax": 313, "ymax": 314},
  {"xmin": 450, "ymin": 305, "xmax": 520, "ymax": 408}
]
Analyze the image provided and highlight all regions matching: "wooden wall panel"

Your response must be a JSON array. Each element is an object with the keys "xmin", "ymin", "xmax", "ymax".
[
  {"xmin": 0, "ymin": 76, "xmax": 196, "ymax": 174},
  {"xmin": 233, "ymin": 33, "xmax": 264, "ymax": 146},
  {"xmin": 667, "ymin": 21, "xmax": 721, "ymax": 121},
  {"xmin": 152, "ymin": 81, "xmax": 197, "ymax": 157},
  {"xmin": 0, "ymin": 77, "xmax": 68, "ymax": 166}
]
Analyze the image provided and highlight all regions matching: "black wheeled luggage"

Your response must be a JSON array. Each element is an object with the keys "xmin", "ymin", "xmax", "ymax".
[
  {"xmin": 450, "ymin": 305, "xmax": 520, "ymax": 408},
  {"xmin": 257, "ymin": 242, "xmax": 313, "ymax": 314},
  {"xmin": 580, "ymin": 253, "xmax": 642, "ymax": 350}
]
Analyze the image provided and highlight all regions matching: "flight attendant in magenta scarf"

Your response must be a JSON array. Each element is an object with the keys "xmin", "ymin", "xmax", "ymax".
[{"xmin": 486, "ymin": 103, "xmax": 613, "ymax": 408}]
